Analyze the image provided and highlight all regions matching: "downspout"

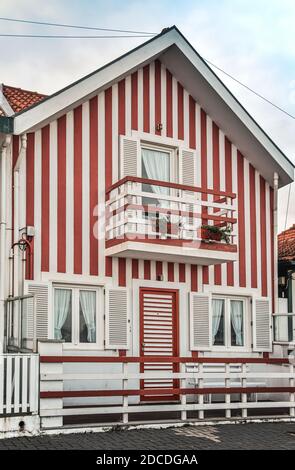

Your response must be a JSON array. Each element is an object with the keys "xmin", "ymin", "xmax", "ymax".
[
  {"xmin": 273, "ymin": 172, "xmax": 279, "ymax": 315},
  {"xmin": 0, "ymin": 135, "xmax": 11, "ymax": 352}
]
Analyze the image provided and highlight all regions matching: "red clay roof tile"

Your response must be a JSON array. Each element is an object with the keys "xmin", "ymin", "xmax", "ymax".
[
  {"xmin": 278, "ymin": 224, "xmax": 295, "ymax": 261},
  {"xmin": 2, "ymin": 84, "xmax": 47, "ymax": 114}
]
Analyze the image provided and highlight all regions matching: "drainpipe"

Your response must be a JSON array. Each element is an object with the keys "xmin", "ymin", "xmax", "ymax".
[
  {"xmin": 273, "ymin": 172, "xmax": 279, "ymax": 315},
  {"xmin": 0, "ymin": 135, "xmax": 11, "ymax": 352}
]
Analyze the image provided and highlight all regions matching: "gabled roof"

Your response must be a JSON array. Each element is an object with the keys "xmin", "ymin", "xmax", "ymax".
[
  {"xmin": 278, "ymin": 224, "xmax": 295, "ymax": 261},
  {"xmin": 0, "ymin": 84, "xmax": 46, "ymax": 117},
  {"xmin": 1, "ymin": 26, "xmax": 294, "ymax": 187}
]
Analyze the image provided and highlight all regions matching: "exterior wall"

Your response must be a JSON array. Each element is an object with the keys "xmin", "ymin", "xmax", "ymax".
[{"xmin": 10, "ymin": 59, "xmax": 275, "ymax": 355}]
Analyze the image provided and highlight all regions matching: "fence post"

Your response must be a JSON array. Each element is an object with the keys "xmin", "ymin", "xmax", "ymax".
[
  {"xmin": 198, "ymin": 364, "xmax": 204, "ymax": 420},
  {"xmin": 122, "ymin": 362, "xmax": 128, "ymax": 424},
  {"xmin": 241, "ymin": 363, "xmax": 247, "ymax": 418},
  {"xmin": 289, "ymin": 364, "xmax": 295, "ymax": 418},
  {"xmin": 38, "ymin": 340, "xmax": 63, "ymax": 429},
  {"xmin": 225, "ymin": 363, "xmax": 231, "ymax": 419},
  {"xmin": 180, "ymin": 362, "xmax": 187, "ymax": 421}
]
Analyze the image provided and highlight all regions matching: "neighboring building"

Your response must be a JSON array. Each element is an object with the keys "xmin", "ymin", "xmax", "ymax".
[
  {"xmin": 0, "ymin": 83, "xmax": 46, "ymax": 116},
  {"xmin": 0, "ymin": 27, "xmax": 294, "ymax": 426}
]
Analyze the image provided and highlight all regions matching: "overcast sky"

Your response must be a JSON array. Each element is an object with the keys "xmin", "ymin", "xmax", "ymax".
[{"xmin": 0, "ymin": 0, "xmax": 294, "ymax": 232}]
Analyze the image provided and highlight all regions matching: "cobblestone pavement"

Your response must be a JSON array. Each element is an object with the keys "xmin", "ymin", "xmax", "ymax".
[{"xmin": 1, "ymin": 422, "xmax": 295, "ymax": 450}]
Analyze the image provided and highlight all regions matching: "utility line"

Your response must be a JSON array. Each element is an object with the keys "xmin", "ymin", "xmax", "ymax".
[
  {"xmin": 0, "ymin": 34, "xmax": 152, "ymax": 38},
  {"xmin": 0, "ymin": 16, "xmax": 156, "ymax": 35}
]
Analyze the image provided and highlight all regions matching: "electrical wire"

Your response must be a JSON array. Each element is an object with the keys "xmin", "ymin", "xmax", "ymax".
[{"xmin": 0, "ymin": 34, "xmax": 153, "ymax": 38}]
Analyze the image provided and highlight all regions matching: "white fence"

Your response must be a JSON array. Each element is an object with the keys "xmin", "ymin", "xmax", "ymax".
[{"xmin": 0, "ymin": 354, "xmax": 39, "ymax": 416}]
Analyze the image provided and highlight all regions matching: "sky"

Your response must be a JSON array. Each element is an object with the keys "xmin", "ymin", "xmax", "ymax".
[{"xmin": 0, "ymin": 0, "xmax": 294, "ymax": 232}]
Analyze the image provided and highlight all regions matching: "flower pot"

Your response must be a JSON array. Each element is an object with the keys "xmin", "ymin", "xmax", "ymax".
[{"xmin": 200, "ymin": 228, "xmax": 222, "ymax": 242}]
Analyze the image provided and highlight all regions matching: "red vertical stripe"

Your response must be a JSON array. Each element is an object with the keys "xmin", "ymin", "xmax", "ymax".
[
  {"xmin": 105, "ymin": 87, "xmax": 113, "ymax": 277},
  {"xmin": 144, "ymin": 260, "xmax": 151, "ymax": 280},
  {"xmin": 118, "ymin": 258, "xmax": 126, "ymax": 287},
  {"xmin": 131, "ymin": 71, "xmax": 138, "ymax": 130},
  {"xmin": 156, "ymin": 261, "xmax": 162, "ymax": 279},
  {"xmin": 118, "ymin": 79, "xmax": 125, "ymax": 135},
  {"xmin": 74, "ymin": 106, "xmax": 83, "ymax": 274},
  {"xmin": 191, "ymin": 265, "xmax": 198, "ymax": 292},
  {"xmin": 179, "ymin": 263, "xmax": 186, "ymax": 283},
  {"xmin": 26, "ymin": 133, "xmax": 35, "ymax": 280},
  {"xmin": 201, "ymin": 109, "xmax": 208, "ymax": 285},
  {"xmin": 249, "ymin": 164, "xmax": 257, "ymax": 288},
  {"xmin": 143, "ymin": 65, "xmax": 150, "ymax": 133},
  {"xmin": 155, "ymin": 60, "xmax": 161, "ymax": 135},
  {"xmin": 177, "ymin": 83, "xmax": 184, "ymax": 140},
  {"xmin": 270, "ymin": 187, "xmax": 275, "ymax": 311},
  {"xmin": 89, "ymin": 96, "xmax": 99, "ymax": 276},
  {"xmin": 189, "ymin": 96, "xmax": 196, "ymax": 149},
  {"xmin": 57, "ymin": 115, "xmax": 67, "ymax": 273},
  {"xmin": 166, "ymin": 69, "xmax": 173, "ymax": 137},
  {"xmin": 213, "ymin": 123, "xmax": 221, "ymax": 285},
  {"xmin": 260, "ymin": 176, "xmax": 267, "ymax": 296},
  {"xmin": 132, "ymin": 259, "xmax": 139, "ymax": 279},
  {"xmin": 168, "ymin": 262, "xmax": 174, "ymax": 282},
  {"xmin": 12, "ymin": 136, "xmax": 19, "ymax": 241},
  {"xmin": 41, "ymin": 126, "xmax": 50, "ymax": 272},
  {"xmin": 225, "ymin": 137, "xmax": 234, "ymax": 286},
  {"xmin": 237, "ymin": 152, "xmax": 246, "ymax": 287}
]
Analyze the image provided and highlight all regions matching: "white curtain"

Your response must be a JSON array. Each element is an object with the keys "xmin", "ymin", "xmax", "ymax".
[
  {"xmin": 212, "ymin": 299, "xmax": 224, "ymax": 344},
  {"xmin": 54, "ymin": 289, "xmax": 71, "ymax": 340},
  {"xmin": 142, "ymin": 148, "xmax": 170, "ymax": 207},
  {"xmin": 80, "ymin": 291, "xmax": 96, "ymax": 342},
  {"xmin": 231, "ymin": 300, "xmax": 243, "ymax": 346}
]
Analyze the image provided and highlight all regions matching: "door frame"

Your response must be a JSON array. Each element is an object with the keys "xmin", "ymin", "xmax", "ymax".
[{"xmin": 139, "ymin": 286, "xmax": 179, "ymax": 401}]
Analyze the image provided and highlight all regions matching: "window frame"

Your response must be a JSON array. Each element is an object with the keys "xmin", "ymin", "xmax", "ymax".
[
  {"xmin": 211, "ymin": 295, "xmax": 250, "ymax": 352},
  {"xmin": 140, "ymin": 142, "xmax": 177, "ymax": 184},
  {"xmin": 52, "ymin": 284, "xmax": 104, "ymax": 350}
]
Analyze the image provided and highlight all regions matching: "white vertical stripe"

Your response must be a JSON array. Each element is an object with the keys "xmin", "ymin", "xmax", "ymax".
[
  {"xmin": 162, "ymin": 261, "xmax": 168, "ymax": 282},
  {"xmin": 82, "ymin": 101, "xmax": 90, "ymax": 275},
  {"xmin": 185, "ymin": 263, "xmax": 190, "ymax": 291},
  {"xmin": 49, "ymin": 120, "xmax": 57, "ymax": 273},
  {"xmin": 244, "ymin": 158, "xmax": 251, "ymax": 288},
  {"xmin": 174, "ymin": 263, "xmax": 179, "ymax": 283},
  {"xmin": 113, "ymin": 257, "xmax": 119, "ymax": 285},
  {"xmin": 149, "ymin": 61, "xmax": 155, "ymax": 134},
  {"xmin": 138, "ymin": 67, "xmax": 143, "ymax": 132},
  {"xmin": 161, "ymin": 64, "xmax": 166, "ymax": 137},
  {"xmin": 150, "ymin": 261, "xmax": 156, "ymax": 280},
  {"xmin": 138, "ymin": 259, "xmax": 144, "ymax": 279},
  {"xmin": 197, "ymin": 266, "xmax": 203, "ymax": 292},
  {"xmin": 34, "ymin": 130, "xmax": 41, "ymax": 280},
  {"xmin": 231, "ymin": 145, "xmax": 239, "ymax": 287},
  {"xmin": 126, "ymin": 259, "xmax": 132, "ymax": 288},
  {"xmin": 195, "ymin": 103, "xmax": 201, "ymax": 187},
  {"xmin": 183, "ymin": 89, "xmax": 189, "ymax": 147},
  {"xmin": 66, "ymin": 111, "xmax": 74, "ymax": 274},
  {"xmin": 172, "ymin": 76, "xmax": 178, "ymax": 139},
  {"xmin": 112, "ymin": 83, "xmax": 118, "ymax": 183},
  {"xmin": 125, "ymin": 74, "xmax": 132, "ymax": 136},
  {"xmin": 219, "ymin": 130, "xmax": 227, "ymax": 286},
  {"xmin": 206, "ymin": 117, "xmax": 214, "ymax": 285},
  {"xmin": 255, "ymin": 170, "xmax": 262, "ymax": 292},
  {"xmin": 98, "ymin": 92, "xmax": 105, "ymax": 277},
  {"xmin": 265, "ymin": 183, "xmax": 272, "ymax": 298}
]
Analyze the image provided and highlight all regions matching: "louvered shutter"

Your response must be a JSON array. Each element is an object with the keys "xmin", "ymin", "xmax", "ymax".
[
  {"xmin": 179, "ymin": 148, "xmax": 196, "ymax": 187},
  {"xmin": 105, "ymin": 287, "xmax": 129, "ymax": 349},
  {"xmin": 120, "ymin": 136, "xmax": 140, "ymax": 178},
  {"xmin": 190, "ymin": 293, "xmax": 212, "ymax": 351},
  {"xmin": 252, "ymin": 297, "xmax": 272, "ymax": 352},
  {"xmin": 24, "ymin": 281, "xmax": 49, "ymax": 339}
]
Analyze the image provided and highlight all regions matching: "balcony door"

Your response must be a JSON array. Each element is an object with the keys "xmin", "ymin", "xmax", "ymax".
[{"xmin": 139, "ymin": 287, "xmax": 179, "ymax": 402}]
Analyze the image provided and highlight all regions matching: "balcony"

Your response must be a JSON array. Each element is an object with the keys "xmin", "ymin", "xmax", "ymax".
[{"xmin": 105, "ymin": 177, "xmax": 238, "ymax": 265}]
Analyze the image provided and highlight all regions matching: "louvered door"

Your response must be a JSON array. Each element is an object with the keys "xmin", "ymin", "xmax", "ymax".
[{"xmin": 139, "ymin": 288, "xmax": 179, "ymax": 401}]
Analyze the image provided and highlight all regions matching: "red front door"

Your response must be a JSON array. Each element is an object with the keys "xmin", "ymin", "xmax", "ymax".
[{"xmin": 139, "ymin": 287, "xmax": 179, "ymax": 401}]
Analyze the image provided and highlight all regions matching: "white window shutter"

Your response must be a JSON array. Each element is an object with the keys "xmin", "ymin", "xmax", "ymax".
[
  {"xmin": 24, "ymin": 281, "xmax": 49, "ymax": 339},
  {"xmin": 179, "ymin": 148, "xmax": 196, "ymax": 187},
  {"xmin": 120, "ymin": 135, "xmax": 140, "ymax": 178},
  {"xmin": 252, "ymin": 297, "xmax": 272, "ymax": 352},
  {"xmin": 105, "ymin": 287, "xmax": 129, "ymax": 349},
  {"xmin": 190, "ymin": 293, "xmax": 212, "ymax": 351}
]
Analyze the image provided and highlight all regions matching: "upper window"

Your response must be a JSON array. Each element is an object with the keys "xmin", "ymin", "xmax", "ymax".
[
  {"xmin": 54, "ymin": 286, "xmax": 102, "ymax": 347},
  {"xmin": 212, "ymin": 297, "xmax": 246, "ymax": 348}
]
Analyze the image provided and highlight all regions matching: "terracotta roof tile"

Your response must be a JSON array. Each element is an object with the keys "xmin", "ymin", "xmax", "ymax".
[
  {"xmin": 278, "ymin": 224, "xmax": 295, "ymax": 261},
  {"xmin": 2, "ymin": 84, "xmax": 47, "ymax": 114}
]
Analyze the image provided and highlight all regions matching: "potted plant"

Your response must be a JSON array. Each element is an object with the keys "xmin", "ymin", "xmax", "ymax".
[{"xmin": 200, "ymin": 224, "xmax": 232, "ymax": 244}]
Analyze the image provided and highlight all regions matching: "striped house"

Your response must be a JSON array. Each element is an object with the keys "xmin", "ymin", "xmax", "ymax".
[{"xmin": 0, "ymin": 27, "xmax": 294, "ymax": 421}]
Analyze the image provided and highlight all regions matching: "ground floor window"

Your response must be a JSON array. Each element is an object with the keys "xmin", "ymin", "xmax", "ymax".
[
  {"xmin": 54, "ymin": 286, "xmax": 102, "ymax": 346},
  {"xmin": 212, "ymin": 296, "xmax": 246, "ymax": 348}
]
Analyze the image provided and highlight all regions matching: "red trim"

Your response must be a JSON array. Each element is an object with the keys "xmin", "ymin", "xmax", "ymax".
[
  {"xmin": 57, "ymin": 115, "xmax": 67, "ymax": 273},
  {"xmin": 225, "ymin": 137, "xmax": 233, "ymax": 286},
  {"xmin": 189, "ymin": 95, "xmax": 196, "ymax": 149},
  {"xmin": 131, "ymin": 71, "xmax": 138, "ymax": 130},
  {"xmin": 166, "ymin": 69, "xmax": 173, "ymax": 138},
  {"xmin": 155, "ymin": 60, "xmax": 161, "ymax": 135},
  {"xmin": 132, "ymin": 259, "xmax": 139, "ymax": 279},
  {"xmin": 144, "ymin": 260, "xmax": 151, "ymax": 280},
  {"xmin": 40, "ymin": 356, "xmax": 289, "ymax": 364},
  {"xmin": 177, "ymin": 83, "xmax": 184, "ymax": 140},
  {"xmin": 249, "ymin": 164, "xmax": 257, "ymax": 288},
  {"xmin": 26, "ymin": 133, "xmax": 35, "ymax": 280},
  {"xmin": 260, "ymin": 176, "xmax": 267, "ymax": 296},
  {"xmin": 213, "ymin": 122, "xmax": 221, "ymax": 285},
  {"xmin": 201, "ymin": 109, "xmax": 208, "ymax": 285},
  {"xmin": 105, "ymin": 257, "xmax": 112, "ymax": 277},
  {"xmin": 89, "ymin": 96, "xmax": 99, "ymax": 276},
  {"xmin": 105, "ymin": 87, "xmax": 113, "ymax": 277},
  {"xmin": 41, "ymin": 126, "xmax": 50, "ymax": 272},
  {"xmin": 118, "ymin": 258, "xmax": 126, "ymax": 287},
  {"xmin": 179, "ymin": 263, "xmax": 186, "ymax": 283},
  {"xmin": 11, "ymin": 136, "xmax": 19, "ymax": 244},
  {"xmin": 143, "ymin": 65, "xmax": 150, "ymax": 133},
  {"xmin": 191, "ymin": 265, "xmax": 198, "ymax": 292},
  {"xmin": 156, "ymin": 261, "xmax": 163, "ymax": 279},
  {"xmin": 74, "ymin": 106, "xmax": 83, "ymax": 274},
  {"xmin": 270, "ymin": 187, "xmax": 275, "ymax": 311},
  {"xmin": 237, "ymin": 151, "xmax": 246, "ymax": 287},
  {"xmin": 118, "ymin": 79, "xmax": 125, "ymax": 135},
  {"xmin": 168, "ymin": 262, "xmax": 174, "ymax": 282}
]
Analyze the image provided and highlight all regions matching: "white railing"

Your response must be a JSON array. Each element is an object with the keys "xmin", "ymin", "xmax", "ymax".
[
  {"xmin": 5, "ymin": 295, "xmax": 37, "ymax": 352},
  {"xmin": 273, "ymin": 313, "xmax": 295, "ymax": 344},
  {"xmin": 0, "ymin": 354, "xmax": 39, "ymax": 416},
  {"xmin": 105, "ymin": 177, "xmax": 237, "ymax": 245},
  {"xmin": 38, "ymin": 349, "xmax": 295, "ymax": 428}
]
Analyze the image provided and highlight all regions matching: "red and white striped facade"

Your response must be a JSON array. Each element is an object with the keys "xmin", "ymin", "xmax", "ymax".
[{"xmin": 10, "ymin": 59, "xmax": 274, "ymax": 306}]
